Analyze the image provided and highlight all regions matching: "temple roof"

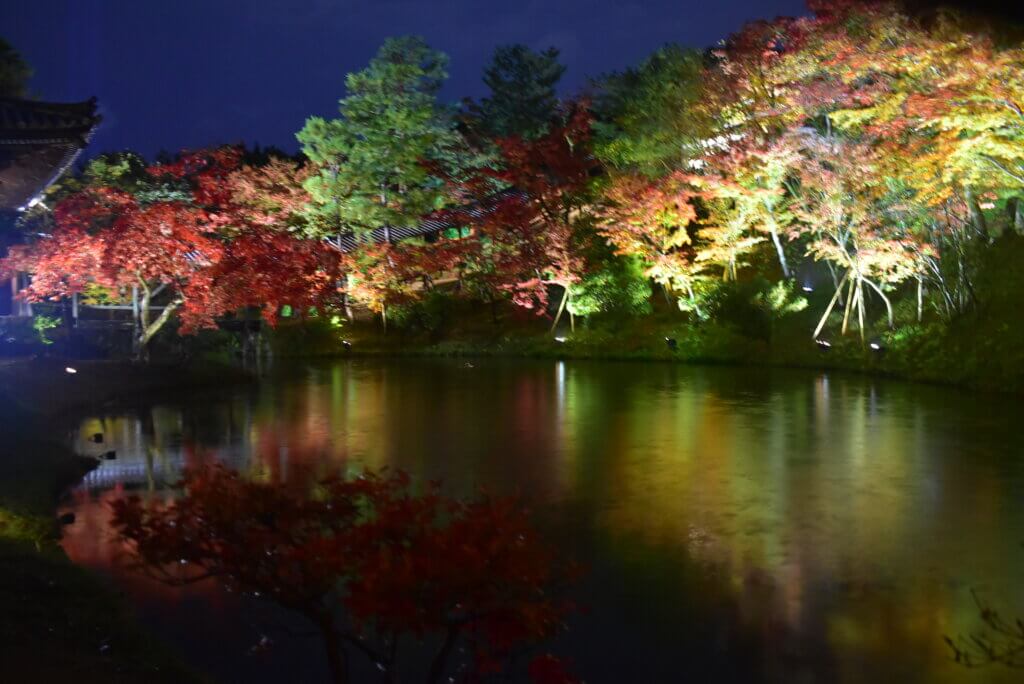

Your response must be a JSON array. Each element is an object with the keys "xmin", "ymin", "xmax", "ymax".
[
  {"xmin": 331, "ymin": 188, "xmax": 524, "ymax": 251},
  {"xmin": 0, "ymin": 97, "xmax": 101, "ymax": 211}
]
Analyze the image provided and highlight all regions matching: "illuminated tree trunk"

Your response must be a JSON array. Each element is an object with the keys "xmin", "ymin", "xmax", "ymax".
[
  {"xmin": 916, "ymin": 276, "xmax": 924, "ymax": 323},
  {"xmin": 863, "ymin": 278, "xmax": 894, "ymax": 329},
  {"xmin": 841, "ymin": 274, "xmax": 856, "ymax": 336},
  {"xmin": 343, "ymin": 272, "xmax": 354, "ymax": 322},
  {"xmin": 813, "ymin": 270, "xmax": 849, "ymax": 340},
  {"xmin": 550, "ymin": 284, "xmax": 569, "ymax": 333},
  {"xmin": 685, "ymin": 282, "xmax": 703, "ymax": 320},
  {"xmin": 856, "ymin": 280, "xmax": 866, "ymax": 345},
  {"xmin": 133, "ymin": 276, "xmax": 181, "ymax": 361},
  {"xmin": 769, "ymin": 226, "xmax": 790, "ymax": 279}
]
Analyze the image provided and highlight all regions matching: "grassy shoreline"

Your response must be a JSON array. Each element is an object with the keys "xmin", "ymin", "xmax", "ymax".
[{"xmin": 269, "ymin": 307, "xmax": 1024, "ymax": 395}]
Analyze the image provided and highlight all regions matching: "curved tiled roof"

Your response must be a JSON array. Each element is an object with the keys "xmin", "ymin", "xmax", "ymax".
[{"xmin": 0, "ymin": 97, "xmax": 101, "ymax": 211}]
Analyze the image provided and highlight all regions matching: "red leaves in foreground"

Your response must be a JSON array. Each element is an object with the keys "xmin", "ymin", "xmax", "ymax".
[{"xmin": 110, "ymin": 465, "xmax": 581, "ymax": 684}]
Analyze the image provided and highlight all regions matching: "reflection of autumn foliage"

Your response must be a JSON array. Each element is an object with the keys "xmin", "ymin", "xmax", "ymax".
[{"xmin": 110, "ymin": 465, "xmax": 580, "ymax": 684}]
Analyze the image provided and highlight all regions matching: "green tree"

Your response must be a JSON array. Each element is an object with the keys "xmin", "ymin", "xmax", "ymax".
[
  {"xmin": 592, "ymin": 45, "xmax": 710, "ymax": 175},
  {"xmin": 0, "ymin": 37, "xmax": 32, "ymax": 98},
  {"xmin": 476, "ymin": 44, "xmax": 566, "ymax": 140},
  {"xmin": 568, "ymin": 252, "xmax": 652, "ymax": 319},
  {"xmin": 297, "ymin": 36, "xmax": 460, "ymax": 240}
]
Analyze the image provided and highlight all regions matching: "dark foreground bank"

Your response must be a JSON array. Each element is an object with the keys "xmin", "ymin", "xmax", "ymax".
[{"xmin": 0, "ymin": 358, "xmax": 250, "ymax": 682}]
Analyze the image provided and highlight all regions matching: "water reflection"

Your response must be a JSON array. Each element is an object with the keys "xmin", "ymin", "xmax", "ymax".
[{"xmin": 63, "ymin": 359, "xmax": 1024, "ymax": 683}]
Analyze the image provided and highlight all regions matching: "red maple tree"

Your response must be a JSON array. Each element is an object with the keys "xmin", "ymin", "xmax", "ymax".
[
  {"xmin": 453, "ymin": 103, "xmax": 595, "ymax": 330},
  {"xmin": 110, "ymin": 465, "xmax": 581, "ymax": 684},
  {"xmin": 1, "ymin": 148, "xmax": 344, "ymax": 357}
]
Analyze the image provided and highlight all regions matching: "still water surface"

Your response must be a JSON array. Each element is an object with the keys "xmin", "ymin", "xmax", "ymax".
[{"xmin": 61, "ymin": 359, "xmax": 1024, "ymax": 683}]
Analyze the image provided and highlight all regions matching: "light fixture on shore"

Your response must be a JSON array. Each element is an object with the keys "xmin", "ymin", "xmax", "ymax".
[
  {"xmin": 554, "ymin": 336, "xmax": 567, "ymax": 343},
  {"xmin": 65, "ymin": 367, "xmax": 77, "ymax": 374}
]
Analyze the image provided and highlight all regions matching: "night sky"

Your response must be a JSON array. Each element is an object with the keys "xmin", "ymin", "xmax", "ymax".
[{"xmin": 3, "ymin": 0, "xmax": 807, "ymax": 158}]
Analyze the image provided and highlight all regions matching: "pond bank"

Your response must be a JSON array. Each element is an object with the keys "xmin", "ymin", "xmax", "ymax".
[
  {"xmin": 0, "ymin": 358, "xmax": 250, "ymax": 682},
  {"xmin": 269, "ymin": 310, "xmax": 1024, "ymax": 395}
]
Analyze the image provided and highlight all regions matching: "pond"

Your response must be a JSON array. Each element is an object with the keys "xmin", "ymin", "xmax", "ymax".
[{"xmin": 60, "ymin": 359, "xmax": 1024, "ymax": 683}]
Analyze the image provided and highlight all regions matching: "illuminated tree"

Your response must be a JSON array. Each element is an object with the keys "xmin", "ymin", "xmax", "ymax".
[
  {"xmin": 227, "ymin": 157, "xmax": 311, "ymax": 230},
  {"xmin": 599, "ymin": 172, "xmax": 707, "ymax": 315},
  {"xmin": 297, "ymin": 37, "xmax": 463, "ymax": 241},
  {"xmin": 1, "ymin": 148, "xmax": 344, "ymax": 358},
  {"xmin": 456, "ymin": 104, "xmax": 595, "ymax": 331},
  {"xmin": 774, "ymin": 1, "xmax": 1022, "ymax": 316},
  {"xmin": 593, "ymin": 44, "xmax": 711, "ymax": 175},
  {"xmin": 111, "ymin": 465, "xmax": 580, "ymax": 684},
  {"xmin": 699, "ymin": 138, "xmax": 799, "ymax": 278},
  {"xmin": 790, "ymin": 135, "xmax": 920, "ymax": 341}
]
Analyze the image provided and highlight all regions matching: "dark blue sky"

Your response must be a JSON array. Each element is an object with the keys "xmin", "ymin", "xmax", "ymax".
[{"xmin": 4, "ymin": 0, "xmax": 807, "ymax": 158}]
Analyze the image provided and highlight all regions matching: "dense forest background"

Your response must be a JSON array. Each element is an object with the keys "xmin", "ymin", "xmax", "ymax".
[{"xmin": 3, "ymin": 0, "xmax": 1024, "ymax": 389}]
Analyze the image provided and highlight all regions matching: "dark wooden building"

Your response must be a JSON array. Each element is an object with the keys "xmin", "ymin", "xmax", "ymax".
[{"xmin": 0, "ymin": 97, "xmax": 100, "ymax": 316}]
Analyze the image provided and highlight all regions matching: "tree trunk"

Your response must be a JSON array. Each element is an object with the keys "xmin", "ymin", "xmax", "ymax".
[
  {"xmin": 1015, "ymin": 198, "xmax": 1024, "ymax": 235},
  {"xmin": 342, "ymin": 271, "xmax": 354, "ymax": 322},
  {"xmin": 863, "ymin": 278, "xmax": 894, "ymax": 329},
  {"xmin": 488, "ymin": 293, "xmax": 499, "ymax": 328},
  {"xmin": 550, "ymin": 285, "xmax": 569, "ymax": 334},
  {"xmin": 685, "ymin": 282, "xmax": 703, "ymax": 320},
  {"xmin": 769, "ymin": 227, "xmax": 791, "ymax": 278},
  {"xmin": 343, "ymin": 292, "xmax": 353, "ymax": 322},
  {"xmin": 825, "ymin": 262, "xmax": 844, "ymax": 306},
  {"xmin": 813, "ymin": 271, "xmax": 849, "ymax": 340},
  {"xmin": 137, "ymin": 299, "xmax": 182, "ymax": 359},
  {"xmin": 316, "ymin": 615, "xmax": 349, "ymax": 684},
  {"xmin": 916, "ymin": 277, "xmax": 924, "ymax": 322},
  {"xmin": 425, "ymin": 626, "xmax": 460, "ymax": 684},
  {"xmin": 964, "ymin": 186, "xmax": 989, "ymax": 237},
  {"xmin": 131, "ymin": 284, "xmax": 141, "ymax": 358},
  {"xmin": 856, "ymin": 280, "xmax": 866, "ymax": 345},
  {"xmin": 841, "ymin": 275, "xmax": 856, "ymax": 336}
]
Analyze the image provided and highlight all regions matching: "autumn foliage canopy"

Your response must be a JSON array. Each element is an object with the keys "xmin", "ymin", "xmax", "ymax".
[{"xmin": 110, "ymin": 465, "xmax": 580, "ymax": 683}]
